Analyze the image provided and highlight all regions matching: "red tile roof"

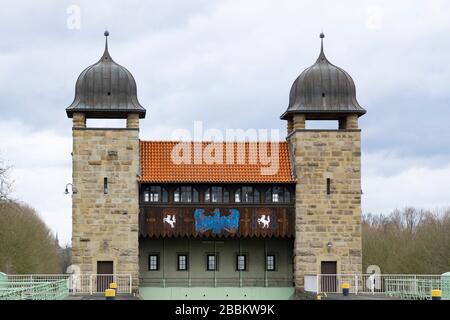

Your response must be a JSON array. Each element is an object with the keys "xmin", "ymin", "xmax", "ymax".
[{"xmin": 139, "ymin": 141, "xmax": 295, "ymax": 183}]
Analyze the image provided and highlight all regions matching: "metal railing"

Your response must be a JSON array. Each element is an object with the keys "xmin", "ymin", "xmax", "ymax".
[
  {"xmin": 140, "ymin": 277, "xmax": 293, "ymax": 288},
  {"xmin": 3, "ymin": 274, "xmax": 132, "ymax": 296},
  {"xmin": 317, "ymin": 274, "xmax": 444, "ymax": 299},
  {"xmin": 0, "ymin": 279, "xmax": 69, "ymax": 300}
]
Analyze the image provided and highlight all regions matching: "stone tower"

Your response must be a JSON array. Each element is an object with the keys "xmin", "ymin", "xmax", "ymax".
[
  {"xmin": 66, "ymin": 31, "xmax": 146, "ymax": 291},
  {"xmin": 281, "ymin": 34, "xmax": 366, "ymax": 292}
]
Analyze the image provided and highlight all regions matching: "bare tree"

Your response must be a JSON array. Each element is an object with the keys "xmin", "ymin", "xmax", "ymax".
[
  {"xmin": 0, "ymin": 156, "xmax": 13, "ymax": 201},
  {"xmin": 363, "ymin": 207, "xmax": 450, "ymax": 274}
]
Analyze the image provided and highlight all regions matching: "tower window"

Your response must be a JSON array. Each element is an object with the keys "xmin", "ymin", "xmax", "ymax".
[
  {"xmin": 107, "ymin": 92, "xmax": 111, "ymax": 96},
  {"xmin": 326, "ymin": 178, "xmax": 331, "ymax": 195},
  {"xmin": 103, "ymin": 177, "xmax": 108, "ymax": 194},
  {"xmin": 322, "ymin": 92, "xmax": 326, "ymax": 97}
]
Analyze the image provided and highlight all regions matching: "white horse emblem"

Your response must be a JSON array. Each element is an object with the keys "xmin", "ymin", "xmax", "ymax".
[
  {"xmin": 163, "ymin": 214, "xmax": 176, "ymax": 228},
  {"xmin": 257, "ymin": 215, "xmax": 271, "ymax": 229}
]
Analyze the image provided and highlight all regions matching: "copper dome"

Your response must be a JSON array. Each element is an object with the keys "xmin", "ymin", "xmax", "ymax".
[
  {"xmin": 66, "ymin": 31, "xmax": 146, "ymax": 119},
  {"xmin": 281, "ymin": 34, "xmax": 365, "ymax": 120}
]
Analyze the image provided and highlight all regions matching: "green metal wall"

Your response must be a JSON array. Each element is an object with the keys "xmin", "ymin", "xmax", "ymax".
[
  {"xmin": 139, "ymin": 238, "xmax": 294, "ymax": 288},
  {"xmin": 139, "ymin": 286, "xmax": 295, "ymax": 300}
]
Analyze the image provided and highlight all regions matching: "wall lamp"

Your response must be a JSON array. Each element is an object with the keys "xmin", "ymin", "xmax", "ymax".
[
  {"xmin": 64, "ymin": 183, "xmax": 77, "ymax": 195},
  {"xmin": 327, "ymin": 241, "xmax": 333, "ymax": 253}
]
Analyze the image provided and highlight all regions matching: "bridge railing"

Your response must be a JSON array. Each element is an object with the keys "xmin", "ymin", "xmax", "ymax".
[
  {"xmin": 140, "ymin": 277, "xmax": 293, "ymax": 288},
  {"xmin": 316, "ymin": 274, "xmax": 445, "ymax": 299},
  {"xmin": 4, "ymin": 274, "xmax": 132, "ymax": 295},
  {"xmin": 0, "ymin": 278, "xmax": 69, "ymax": 300}
]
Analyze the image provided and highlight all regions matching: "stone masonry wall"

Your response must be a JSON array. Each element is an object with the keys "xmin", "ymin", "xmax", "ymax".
[
  {"xmin": 289, "ymin": 129, "xmax": 362, "ymax": 291},
  {"xmin": 72, "ymin": 128, "xmax": 140, "ymax": 291}
]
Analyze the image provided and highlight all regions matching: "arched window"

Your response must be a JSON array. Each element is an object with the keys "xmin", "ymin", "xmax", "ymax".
[
  {"xmin": 181, "ymin": 186, "xmax": 192, "ymax": 202},
  {"xmin": 242, "ymin": 186, "xmax": 253, "ymax": 203},
  {"xmin": 239, "ymin": 186, "xmax": 260, "ymax": 203},
  {"xmin": 223, "ymin": 189, "xmax": 230, "ymax": 203},
  {"xmin": 192, "ymin": 188, "xmax": 199, "ymax": 203},
  {"xmin": 143, "ymin": 186, "xmax": 169, "ymax": 203},
  {"xmin": 265, "ymin": 186, "xmax": 291, "ymax": 203},
  {"xmin": 234, "ymin": 188, "xmax": 241, "ymax": 203},
  {"xmin": 254, "ymin": 188, "xmax": 260, "ymax": 203},
  {"xmin": 162, "ymin": 187, "xmax": 169, "ymax": 202},
  {"xmin": 205, "ymin": 187, "xmax": 228, "ymax": 203},
  {"xmin": 175, "ymin": 186, "xmax": 199, "ymax": 203}
]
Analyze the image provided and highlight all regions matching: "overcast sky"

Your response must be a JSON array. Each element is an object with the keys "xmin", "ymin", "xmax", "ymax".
[{"xmin": 1, "ymin": 0, "xmax": 450, "ymax": 245}]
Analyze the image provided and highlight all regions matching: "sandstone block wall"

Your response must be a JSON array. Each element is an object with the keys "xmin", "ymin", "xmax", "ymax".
[
  {"xmin": 289, "ymin": 129, "xmax": 363, "ymax": 291},
  {"xmin": 71, "ymin": 128, "xmax": 140, "ymax": 291}
]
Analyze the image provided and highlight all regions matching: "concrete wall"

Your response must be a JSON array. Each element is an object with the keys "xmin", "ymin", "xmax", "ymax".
[{"xmin": 71, "ymin": 127, "xmax": 140, "ymax": 291}]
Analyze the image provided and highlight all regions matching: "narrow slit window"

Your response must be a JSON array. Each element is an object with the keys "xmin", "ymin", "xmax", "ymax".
[
  {"xmin": 326, "ymin": 178, "xmax": 331, "ymax": 195},
  {"xmin": 104, "ymin": 177, "xmax": 108, "ymax": 194}
]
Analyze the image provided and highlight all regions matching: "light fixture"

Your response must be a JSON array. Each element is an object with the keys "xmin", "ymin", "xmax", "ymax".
[
  {"xmin": 64, "ymin": 183, "xmax": 77, "ymax": 195},
  {"xmin": 327, "ymin": 241, "xmax": 333, "ymax": 253}
]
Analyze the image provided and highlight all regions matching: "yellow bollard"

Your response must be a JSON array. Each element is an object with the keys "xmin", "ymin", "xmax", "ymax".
[
  {"xmin": 105, "ymin": 288, "xmax": 116, "ymax": 300},
  {"xmin": 110, "ymin": 282, "xmax": 118, "ymax": 293},
  {"xmin": 431, "ymin": 289, "xmax": 442, "ymax": 301},
  {"xmin": 342, "ymin": 282, "xmax": 350, "ymax": 297}
]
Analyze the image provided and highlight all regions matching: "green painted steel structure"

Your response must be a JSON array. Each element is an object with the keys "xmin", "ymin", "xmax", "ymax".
[
  {"xmin": 441, "ymin": 272, "xmax": 450, "ymax": 300},
  {"xmin": 139, "ymin": 287, "xmax": 295, "ymax": 300},
  {"xmin": 0, "ymin": 275, "xmax": 69, "ymax": 300},
  {"xmin": 140, "ymin": 238, "xmax": 294, "ymax": 287}
]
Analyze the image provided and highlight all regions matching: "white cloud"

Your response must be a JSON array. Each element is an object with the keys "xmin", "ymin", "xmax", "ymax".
[
  {"xmin": 363, "ymin": 152, "xmax": 450, "ymax": 214},
  {"xmin": 1, "ymin": 0, "xmax": 450, "ymax": 245}
]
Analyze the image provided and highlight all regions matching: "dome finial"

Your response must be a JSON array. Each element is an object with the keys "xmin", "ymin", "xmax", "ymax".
[
  {"xmin": 104, "ymin": 30, "xmax": 109, "ymax": 51},
  {"xmin": 320, "ymin": 32, "xmax": 325, "ymax": 55},
  {"xmin": 317, "ymin": 32, "xmax": 327, "ymax": 61}
]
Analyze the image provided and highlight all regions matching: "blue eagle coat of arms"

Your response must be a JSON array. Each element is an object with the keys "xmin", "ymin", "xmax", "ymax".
[{"xmin": 193, "ymin": 208, "xmax": 240, "ymax": 235}]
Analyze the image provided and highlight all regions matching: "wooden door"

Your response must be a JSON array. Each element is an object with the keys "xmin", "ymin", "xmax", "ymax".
[
  {"xmin": 320, "ymin": 261, "xmax": 337, "ymax": 292},
  {"xmin": 97, "ymin": 261, "xmax": 114, "ymax": 293}
]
